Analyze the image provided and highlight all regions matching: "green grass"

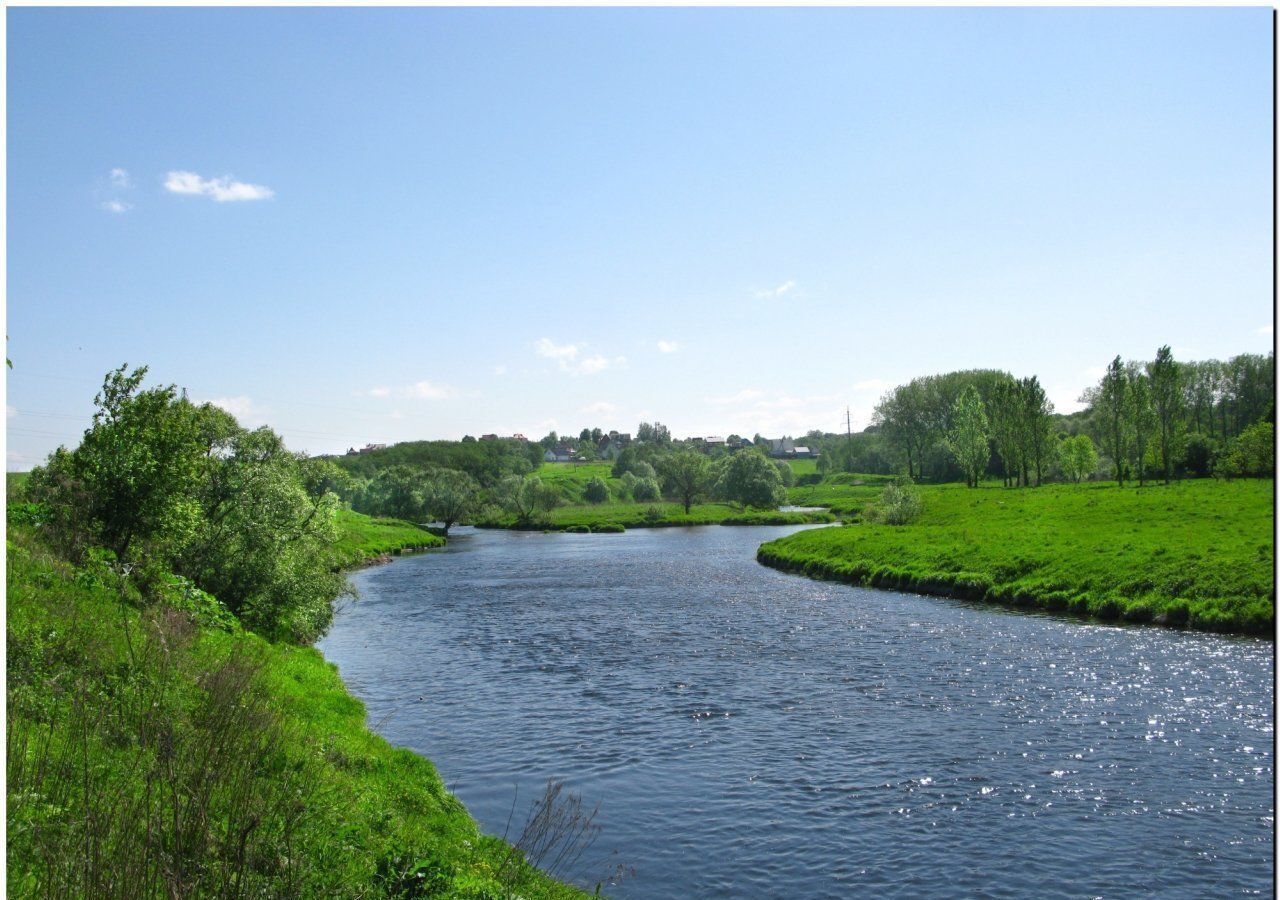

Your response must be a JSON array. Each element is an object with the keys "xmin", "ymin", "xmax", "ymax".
[
  {"xmin": 330, "ymin": 508, "xmax": 444, "ymax": 567},
  {"xmin": 785, "ymin": 472, "xmax": 899, "ymax": 515},
  {"xmin": 758, "ymin": 479, "xmax": 1275, "ymax": 635},
  {"xmin": 6, "ymin": 525, "xmax": 587, "ymax": 897},
  {"xmin": 786, "ymin": 458, "xmax": 819, "ymax": 476}
]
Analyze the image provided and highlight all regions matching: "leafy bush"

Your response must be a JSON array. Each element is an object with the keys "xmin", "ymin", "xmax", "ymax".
[
  {"xmin": 631, "ymin": 477, "xmax": 662, "ymax": 502},
  {"xmin": 592, "ymin": 522, "xmax": 626, "ymax": 533},
  {"xmin": 583, "ymin": 477, "xmax": 610, "ymax": 504},
  {"xmin": 864, "ymin": 480, "xmax": 923, "ymax": 525},
  {"xmin": 1216, "ymin": 422, "xmax": 1274, "ymax": 478}
]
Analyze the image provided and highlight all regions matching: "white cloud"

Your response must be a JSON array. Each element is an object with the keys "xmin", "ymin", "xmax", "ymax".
[
  {"xmin": 164, "ymin": 170, "xmax": 274, "ymax": 202},
  {"xmin": 207, "ymin": 396, "xmax": 266, "ymax": 425},
  {"xmin": 407, "ymin": 380, "xmax": 457, "ymax": 400},
  {"xmin": 101, "ymin": 200, "xmax": 132, "ymax": 214},
  {"xmin": 535, "ymin": 337, "xmax": 581, "ymax": 363},
  {"xmin": 753, "ymin": 280, "xmax": 796, "ymax": 300},
  {"xmin": 1256, "ymin": 324, "xmax": 1273, "ymax": 337},
  {"xmin": 535, "ymin": 337, "xmax": 624, "ymax": 375},
  {"xmin": 367, "ymin": 386, "xmax": 392, "ymax": 398},
  {"xmin": 579, "ymin": 401, "xmax": 618, "ymax": 416},
  {"xmin": 656, "ymin": 340, "xmax": 680, "ymax": 354},
  {"xmin": 1081, "ymin": 365, "xmax": 1107, "ymax": 381},
  {"xmin": 6, "ymin": 405, "xmax": 16, "ymax": 419},
  {"xmin": 493, "ymin": 365, "xmax": 508, "ymax": 377},
  {"xmin": 109, "ymin": 168, "xmax": 131, "ymax": 188}
]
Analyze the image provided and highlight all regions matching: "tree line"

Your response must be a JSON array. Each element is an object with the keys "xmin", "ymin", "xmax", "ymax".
[{"xmin": 863, "ymin": 348, "xmax": 1273, "ymax": 487}]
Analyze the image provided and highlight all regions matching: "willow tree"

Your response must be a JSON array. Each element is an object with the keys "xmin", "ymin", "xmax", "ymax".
[{"xmin": 945, "ymin": 386, "xmax": 989, "ymax": 488}]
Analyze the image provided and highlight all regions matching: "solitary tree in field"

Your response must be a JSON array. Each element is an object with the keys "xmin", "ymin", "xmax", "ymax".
[
  {"xmin": 1097, "ymin": 356, "xmax": 1129, "ymax": 485},
  {"xmin": 1147, "ymin": 345, "xmax": 1184, "ymax": 484},
  {"xmin": 945, "ymin": 386, "xmax": 989, "ymax": 488},
  {"xmin": 424, "ymin": 469, "xmax": 479, "ymax": 534},
  {"xmin": 713, "ymin": 449, "xmax": 786, "ymax": 509},
  {"xmin": 657, "ymin": 450, "xmax": 711, "ymax": 513},
  {"xmin": 496, "ymin": 475, "xmax": 560, "ymax": 525}
]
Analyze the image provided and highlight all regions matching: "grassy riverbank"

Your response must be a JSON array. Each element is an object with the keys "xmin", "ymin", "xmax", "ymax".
[
  {"xmin": 330, "ymin": 508, "xmax": 445, "ymax": 567},
  {"xmin": 6, "ymin": 522, "xmax": 587, "ymax": 898},
  {"xmin": 477, "ymin": 500, "xmax": 834, "ymax": 531},
  {"xmin": 758, "ymin": 479, "xmax": 1275, "ymax": 635}
]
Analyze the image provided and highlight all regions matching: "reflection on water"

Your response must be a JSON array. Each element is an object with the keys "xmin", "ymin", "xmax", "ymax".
[{"xmin": 319, "ymin": 525, "xmax": 1274, "ymax": 898}]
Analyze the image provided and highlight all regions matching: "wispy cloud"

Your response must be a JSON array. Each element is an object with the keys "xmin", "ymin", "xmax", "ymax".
[
  {"xmin": 207, "ymin": 395, "xmax": 267, "ymax": 426},
  {"xmin": 164, "ymin": 170, "xmax": 274, "ymax": 202},
  {"xmin": 579, "ymin": 401, "xmax": 618, "ymax": 416},
  {"xmin": 493, "ymin": 365, "xmax": 508, "ymax": 377},
  {"xmin": 535, "ymin": 337, "xmax": 625, "ymax": 376},
  {"xmin": 98, "ymin": 167, "xmax": 134, "ymax": 212},
  {"xmin": 1256, "ymin": 324, "xmax": 1273, "ymax": 337},
  {"xmin": 656, "ymin": 339, "xmax": 680, "ymax": 354},
  {"xmin": 753, "ymin": 280, "xmax": 796, "ymax": 300},
  {"xmin": 366, "ymin": 386, "xmax": 392, "ymax": 398},
  {"xmin": 407, "ymin": 380, "xmax": 457, "ymax": 400}
]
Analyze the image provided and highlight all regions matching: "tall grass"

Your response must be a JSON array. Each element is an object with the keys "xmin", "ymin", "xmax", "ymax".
[{"xmin": 7, "ymin": 526, "xmax": 587, "ymax": 898}]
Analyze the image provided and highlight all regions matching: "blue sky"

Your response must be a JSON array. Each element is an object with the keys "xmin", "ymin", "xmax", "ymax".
[{"xmin": 6, "ymin": 7, "xmax": 1273, "ymax": 468}]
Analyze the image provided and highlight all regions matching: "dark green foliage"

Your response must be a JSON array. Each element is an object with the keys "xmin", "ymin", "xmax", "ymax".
[
  {"xmin": 28, "ymin": 367, "xmax": 345, "ymax": 643},
  {"xmin": 713, "ymin": 449, "xmax": 786, "ymax": 509},
  {"xmin": 582, "ymin": 476, "xmax": 610, "ymax": 504},
  {"xmin": 335, "ymin": 438, "xmax": 538, "ymax": 486},
  {"xmin": 1217, "ymin": 422, "xmax": 1275, "ymax": 478}
]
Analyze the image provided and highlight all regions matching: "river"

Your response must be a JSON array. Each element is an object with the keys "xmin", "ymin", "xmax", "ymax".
[{"xmin": 318, "ymin": 525, "xmax": 1274, "ymax": 898}]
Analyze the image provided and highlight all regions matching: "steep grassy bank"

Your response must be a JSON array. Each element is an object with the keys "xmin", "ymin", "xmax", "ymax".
[
  {"xmin": 6, "ymin": 524, "xmax": 588, "ymax": 898},
  {"xmin": 331, "ymin": 508, "xmax": 444, "ymax": 567},
  {"xmin": 758, "ymin": 479, "xmax": 1274, "ymax": 635}
]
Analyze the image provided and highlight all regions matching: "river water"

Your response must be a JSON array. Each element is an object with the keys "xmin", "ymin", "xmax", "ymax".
[{"xmin": 319, "ymin": 525, "xmax": 1274, "ymax": 898}]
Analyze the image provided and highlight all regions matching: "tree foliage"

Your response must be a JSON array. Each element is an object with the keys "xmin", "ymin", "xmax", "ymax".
[
  {"xmin": 29, "ymin": 366, "xmax": 346, "ymax": 642},
  {"xmin": 945, "ymin": 386, "xmax": 989, "ymax": 488},
  {"xmin": 713, "ymin": 449, "xmax": 786, "ymax": 509}
]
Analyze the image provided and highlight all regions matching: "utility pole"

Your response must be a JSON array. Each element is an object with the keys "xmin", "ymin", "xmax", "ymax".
[{"xmin": 845, "ymin": 406, "xmax": 853, "ymax": 471}]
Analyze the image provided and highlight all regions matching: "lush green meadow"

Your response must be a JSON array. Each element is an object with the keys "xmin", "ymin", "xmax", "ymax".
[
  {"xmin": 758, "ymin": 478, "xmax": 1275, "ymax": 635},
  {"xmin": 330, "ymin": 508, "xmax": 444, "ymax": 567},
  {"xmin": 784, "ymin": 472, "xmax": 899, "ymax": 515},
  {"xmin": 6, "ymin": 525, "xmax": 585, "ymax": 898}
]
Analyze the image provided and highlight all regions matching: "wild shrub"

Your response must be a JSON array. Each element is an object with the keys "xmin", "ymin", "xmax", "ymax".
[
  {"xmin": 865, "ymin": 480, "xmax": 923, "ymax": 526},
  {"xmin": 582, "ymin": 477, "xmax": 610, "ymax": 504}
]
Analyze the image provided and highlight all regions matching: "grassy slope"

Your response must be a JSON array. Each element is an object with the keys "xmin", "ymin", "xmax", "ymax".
[
  {"xmin": 6, "ymin": 525, "xmax": 585, "ymax": 898},
  {"xmin": 758, "ymin": 479, "xmax": 1275, "ymax": 635},
  {"xmin": 785, "ymin": 472, "xmax": 900, "ymax": 516},
  {"xmin": 331, "ymin": 508, "xmax": 445, "ymax": 567}
]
